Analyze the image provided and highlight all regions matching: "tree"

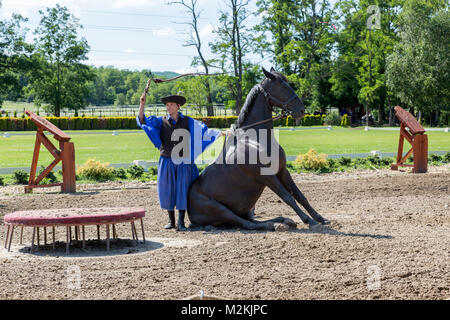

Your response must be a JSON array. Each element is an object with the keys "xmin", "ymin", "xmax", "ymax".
[
  {"xmin": 330, "ymin": 0, "xmax": 403, "ymax": 125},
  {"xmin": 255, "ymin": 0, "xmax": 298, "ymax": 74},
  {"xmin": 210, "ymin": 0, "xmax": 253, "ymax": 115},
  {"xmin": 0, "ymin": 13, "xmax": 32, "ymax": 107},
  {"xmin": 256, "ymin": 0, "xmax": 335, "ymax": 112},
  {"xmin": 176, "ymin": 76, "xmax": 209, "ymax": 115},
  {"xmin": 168, "ymin": 0, "xmax": 215, "ymax": 116},
  {"xmin": 31, "ymin": 4, "xmax": 93, "ymax": 116},
  {"xmin": 386, "ymin": 0, "xmax": 449, "ymax": 126}
]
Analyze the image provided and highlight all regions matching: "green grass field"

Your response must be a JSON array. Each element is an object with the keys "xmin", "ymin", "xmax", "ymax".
[{"xmin": 0, "ymin": 127, "xmax": 449, "ymax": 168}]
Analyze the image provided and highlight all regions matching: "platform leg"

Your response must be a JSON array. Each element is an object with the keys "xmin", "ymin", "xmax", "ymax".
[
  {"xmin": 413, "ymin": 134, "xmax": 428, "ymax": 173},
  {"xmin": 132, "ymin": 221, "xmax": 138, "ymax": 245},
  {"xmin": 66, "ymin": 226, "xmax": 70, "ymax": 254},
  {"xmin": 97, "ymin": 225, "xmax": 100, "ymax": 241},
  {"xmin": 82, "ymin": 226, "xmax": 86, "ymax": 249},
  {"xmin": 106, "ymin": 224, "xmax": 110, "ymax": 251},
  {"xmin": 31, "ymin": 227, "xmax": 36, "ymax": 253},
  {"xmin": 7, "ymin": 226, "xmax": 14, "ymax": 252},
  {"xmin": 4, "ymin": 225, "xmax": 10, "ymax": 249},
  {"xmin": 61, "ymin": 142, "xmax": 76, "ymax": 193},
  {"xmin": 75, "ymin": 226, "xmax": 79, "ymax": 241},
  {"xmin": 20, "ymin": 226, "xmax": 23, "ymax": 245},
  {"xmin": 52, "ymin": 227, "xmax": 56, "ymax": 251},
  {"xmin": 44, "ymin": 227, "xmax": 47, "ymax": 245},
  {"xmin": 37, "ymin": 227, "xmax": 40, "ymax": 249},
  {"xmin": 140, "ymin": 218, "xmax": 146, "ymax": 244},
  {"xmin": 112, "ymin": 224, "xmax": 117, "ymax": 239}
]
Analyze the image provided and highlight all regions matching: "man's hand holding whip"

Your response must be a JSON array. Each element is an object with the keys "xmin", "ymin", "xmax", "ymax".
[{"xmin": 138, "ymin": 78, "xmax": 163, "ymax": 124}]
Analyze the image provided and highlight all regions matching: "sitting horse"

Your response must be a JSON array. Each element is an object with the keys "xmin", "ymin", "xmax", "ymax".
[{"xmin": 187, "ymin": 67, "xmax": 330, "ymax": 231}]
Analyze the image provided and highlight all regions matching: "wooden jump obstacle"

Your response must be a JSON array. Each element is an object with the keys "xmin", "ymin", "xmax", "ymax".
[
  {"xmin": 390, "ymin": 106, "xmax": 428, "ymax": 173},
  {"xmin": 24, "ymin": 111, "xmax": 76, "ymax": 193},
  {"xmin": 3, "ymin": 208, "xmax": 146, "ymax": 254}
]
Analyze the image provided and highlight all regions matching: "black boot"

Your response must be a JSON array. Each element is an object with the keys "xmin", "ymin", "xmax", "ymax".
[
  {"xmin": 164, "ymin": 210, "xmax": 175, "ymax": 229},
  {"xmin": 177, "ymin": 210, "xmax": 187, "ymax": 231}
]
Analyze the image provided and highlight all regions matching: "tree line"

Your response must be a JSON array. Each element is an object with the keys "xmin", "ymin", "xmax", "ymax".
[{"xmin": 0, "ymin": 0, "xmax": 448, "ymax": 125}]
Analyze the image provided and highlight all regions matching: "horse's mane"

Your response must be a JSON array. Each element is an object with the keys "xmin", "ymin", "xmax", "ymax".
[
  {"xmin": 235, "ymin": 85, "xmax": 261, "ymax": 128},
  {"xmin": 234, "ymin": 71, "xmax": 288, "ymax": 129}
]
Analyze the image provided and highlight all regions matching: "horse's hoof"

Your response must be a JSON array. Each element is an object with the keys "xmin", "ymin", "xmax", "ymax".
[
  {"xmin": 282, "ymin": 218, "xmax": 297, "ymax": 228},
  {"xmin": 309, "ymin": 222, "xmax": 325, "ymax": 231},
  {"xmin": 274, "ymin": 223, "xmax": 289, "ymax": 232},
  {"xmin": 320, "ymin": 219, "xmax": 331, "ymax": 225}
]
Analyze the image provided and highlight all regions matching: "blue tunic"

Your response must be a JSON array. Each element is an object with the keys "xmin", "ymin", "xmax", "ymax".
[{"xmin": 136, "ymin": 112, "xmax": 221, "ymax": 210}]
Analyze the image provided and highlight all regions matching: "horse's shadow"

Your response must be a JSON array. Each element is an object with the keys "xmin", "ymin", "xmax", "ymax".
[
  {"xmin": 188, "ymin": 225, "xmax": 392, "ymax": 240},
  {"xmin": 291, "ymin": 227, "xmax": 393, "ymax": 239}
]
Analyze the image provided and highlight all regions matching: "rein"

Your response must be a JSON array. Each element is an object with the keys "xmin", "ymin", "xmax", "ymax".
[
  {"xmin": 234, "ymin": 84, "xmax": 296, "ymax": 131},
  {"xmin": 221, "ymin": 83, "xmax": 298, "ymax": 162}
]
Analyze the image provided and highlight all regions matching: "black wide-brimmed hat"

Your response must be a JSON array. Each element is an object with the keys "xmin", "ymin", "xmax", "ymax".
[{"xmin": 161, "ymin": 95, "xmax": 186, "ymax": 106}]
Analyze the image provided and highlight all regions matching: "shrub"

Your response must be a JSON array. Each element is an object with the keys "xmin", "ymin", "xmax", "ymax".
[
  {"xmin": 0, "ymin": 176, "xmax": 4, "ymax": 186},
  {"xmin": 148, "ymin": 167, "xmax": 158, "ymax": 175},
  {"xmin": 37, "ymin": 166, "xmax": 58, "ymax": 183},
  {"xmin": 338, "ymin": 156, "xmax": 352, "ymax": 166},
  {"xmin": 430, "ymin": 154, "xmax": 442, "ymax": 162},
  {"xmin": 324, "ymin": 111, "xmax": 341, "ymax": 126},
  {"xmin": 113, "ymin": 168, "xmax": 127, "ymax": 179},
  {"xmin": 340, "ymin": 114, "xmax": 349, "ymax": 126},
  {"xmin": 127, "ymin": 164, "xmax": 144, "ymax": 179},
  {"xmin": 444, "ymin": 152, "xmax": 450, "ymax": 163},
  {"xmin": 294, "ymin": 148, "xmax": 328, "ymax": 170},
  {"xmin": 367, "ymin": 155, "xmax": 382, "ymax": 165},
  {"xmin": 76, "ymin": 158, "xmax": 114, "ymax": 182},
  {"xmin": 14, "ymin": 170, "xmax": 29, "ymax": 184},
  {"xmin": 327, "ymin": 158, "xmax": 336, "ymax": 168}
]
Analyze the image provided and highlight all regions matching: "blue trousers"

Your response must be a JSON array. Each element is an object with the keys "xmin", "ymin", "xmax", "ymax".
[{"xmin": 157, "ymin": 156, "xmax": 199, "ymax": 210}]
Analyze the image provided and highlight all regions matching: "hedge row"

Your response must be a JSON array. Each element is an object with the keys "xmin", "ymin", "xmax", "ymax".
[
  {"xmin": 0, "ymin": 116, "xmax": 242, "ymax": 131},
  {"xmin": 0, "ymin": 114, "xmax": 327, "ymax": 131}
]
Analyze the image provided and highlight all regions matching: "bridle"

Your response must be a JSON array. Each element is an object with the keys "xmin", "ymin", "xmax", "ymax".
[
  {"xmin": 221, "ymin": 79, "xmax": 300, "ymax": 162},
  {"xmin": 235, "ymin": 80, "xmax": 299, "ymax": 131}
]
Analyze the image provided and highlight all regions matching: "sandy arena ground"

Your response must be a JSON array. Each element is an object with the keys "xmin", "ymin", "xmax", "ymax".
[{"xmin": 0, "ymin": 165, "xmax": 449, "ymax": 300}]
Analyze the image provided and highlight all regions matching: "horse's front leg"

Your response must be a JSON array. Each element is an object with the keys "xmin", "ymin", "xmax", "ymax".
[
  {"xmin": 277, "ymin": 167, "xmax": 330, "ymax": 224},
  {"xmin": 263, "ymin": 175, "xmax": 322, "ymax": 230}
]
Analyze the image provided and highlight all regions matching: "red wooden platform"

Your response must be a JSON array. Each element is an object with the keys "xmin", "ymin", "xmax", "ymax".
[
  {"xmin": 391, "ymin": 106, "xmax": 428, "ymax": 173},
  {"xmin": 3, "ymin": 207, "xmax": 146, "ymax": 254}
]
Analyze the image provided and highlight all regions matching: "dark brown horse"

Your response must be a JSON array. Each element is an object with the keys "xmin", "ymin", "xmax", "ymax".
[{"xmin": 187, "ymin": 68, "xmax": 330, "ymax": 231}]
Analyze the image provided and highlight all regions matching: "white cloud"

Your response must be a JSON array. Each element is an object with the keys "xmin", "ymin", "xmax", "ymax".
[
  {"xmin": 199, "ymin": 24, "xmax": 214, "ymax": 38},
  {"xmin": 152, "ymin": 27, "xmax": 176, "ymax": 37},
  {"xmin": 174, "ymin": 66, "xmax": 203, "ymax": 74},
  {"xmin": 111, "ymin": 0, "xmax": 155, "ymax": 9}
]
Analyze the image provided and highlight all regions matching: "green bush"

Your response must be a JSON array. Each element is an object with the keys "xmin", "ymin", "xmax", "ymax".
[
  {"xmin": 0, "ymin": 176, "xmax": 4, "ymax": 186},
  {"xmin": 127, "ymin": 164, "xmax": 144, "ymax": 178},
  {"xmin": 324, "ymin": 111, "xmax": 341, "ymax": 126},
  {"xmin": 37, "ymin": 166, "xmax": 58, "ymax": 183},
  {"xmin": 113, "ymin": 168, "xmax": 127, "ymax": 179},
  {"xmin": 59, "ymin": 117, "xmax": 69, "ymax": 130},
  {"xmin": 430, "ymin": 154, "xmax": 443, "ymax": 162},
  {"xmin": 14, "ymin": 170, "xmax": 29, "ymax": 184},
  {"xmin": 338, "ymin": 156, "xmax": 352, "ymax": 166},
  {"xmin": 444, "ymin": 152, "xmax": 450, "ymax": 163},
  {"xmin": 0, "ymin": 118, "xmax": 7, "ymax": 131}
]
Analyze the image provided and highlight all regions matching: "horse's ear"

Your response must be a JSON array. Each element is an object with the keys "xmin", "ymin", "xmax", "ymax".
[
  {"xmin": 270, "ymin": 67, "xmax": 275, "ymax": 72},
  {"xmin": 262, "ymin": 67, "xmax": 276, "ymax": 81}
]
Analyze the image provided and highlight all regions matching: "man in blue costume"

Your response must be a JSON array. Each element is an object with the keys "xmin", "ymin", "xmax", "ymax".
[{"xmin": 137, "ymin": 84, "xmax": 229, "ymax": 231}]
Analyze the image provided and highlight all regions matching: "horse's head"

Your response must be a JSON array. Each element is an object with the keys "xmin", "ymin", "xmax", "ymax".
[{"xmin": 261, "ymin": 67, "xmax": 305, "ymax": 119}]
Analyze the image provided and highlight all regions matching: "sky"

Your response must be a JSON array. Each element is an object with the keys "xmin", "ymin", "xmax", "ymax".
[{"xmin": 0, "ymin": 0, "xmax": 266, "ymax": 74}]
